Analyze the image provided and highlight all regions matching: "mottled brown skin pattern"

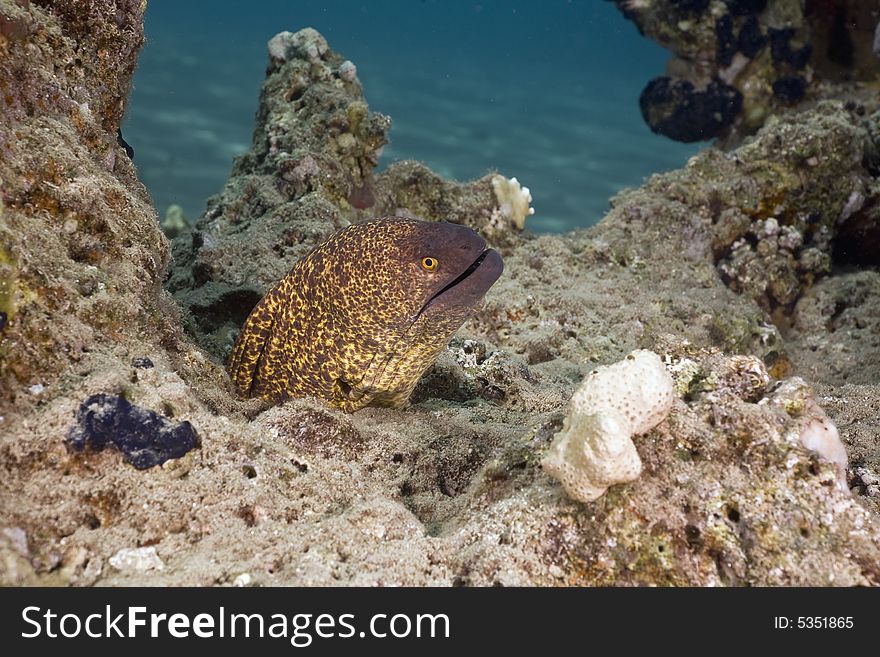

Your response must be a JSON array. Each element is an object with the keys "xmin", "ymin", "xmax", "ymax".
[{"xmin": 228, "ymin": 217, "xmax": 503, "ymax": 412}]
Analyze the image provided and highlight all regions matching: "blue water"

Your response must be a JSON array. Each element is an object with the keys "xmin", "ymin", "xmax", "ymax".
[{"xmin": 124, "ymin": 1, "xmax": 701, "ymax": 232}]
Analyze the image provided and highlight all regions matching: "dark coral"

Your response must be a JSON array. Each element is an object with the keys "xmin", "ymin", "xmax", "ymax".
[
  {"xmin": 737, "ymin": 15, "xmax": 767, "ymax": 58},
  {"xmin": 772, "ymin": 76, "xmax": 808, "ymax": 102},
  {"xmin": 769, "ymin": 27, "xmax": 813, "ymax": 69},
  {"xmin": 715, "ymin": 14, "xmax": 737, "ymax": 66},
  {"xmin": 670, "ymin": 0, "xmax": 710, "ymax": 13},
  {"xmin": 769, "ymin": 27, "xmax": 795, "ymax": 62},
  {"xmin": 66, "ymin": 393, "xmax": 200, "ymax": 469},
  {"xmin": 613, "ymin": 0, "xmax": 880, "ymax": 144},
  {"xmin": 788, "ymin": 44, "xmax": 813, "ymax": 70},
  {"xmin": 724, "ymin": 0, "xmax": 767, "ymax": 16},
  {"xmin": 639, "ymin": 77, "xmax": 742, "ymax": 143}
]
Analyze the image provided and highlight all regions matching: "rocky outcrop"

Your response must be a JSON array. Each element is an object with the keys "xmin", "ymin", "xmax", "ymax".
[
  {"xmin": 0, "ymin": 0, "xmax": 173, "ymax": 418},
  {"xmin": 614, "ymin": 0, "xmax": 880, "ymax": 144}
]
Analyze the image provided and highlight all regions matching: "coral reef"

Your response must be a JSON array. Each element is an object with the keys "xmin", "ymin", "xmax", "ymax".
[
  {"xmin": 788, "ymin": 270, "xmax": 880, "ymax": 385},
  {"xmin": 613, "ymin": 0, "xmax": 880, "ymax": 143},
  {"xmin": 645, "ymin": 101, "xmax": 879, "ymax": 321},
  {"xmin": 542, "ymin": 350, "xmax": 675, "ymax": 502},
  {"xmin": 66, "ymin": 393, "xmax": 200, "ymax": 470},
  {"xmin": 0, "ymin": 0, "xmax": 174, "ymax": 420},
  {"xmin": 1, "ymin": 12, "xmax": 879, "ymax": 588},
  {"xmin": 370, "ymin": 162, "xmax": 530, "ymax": 243}
]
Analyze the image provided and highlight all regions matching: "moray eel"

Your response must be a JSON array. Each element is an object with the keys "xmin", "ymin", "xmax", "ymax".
[{"xmin": 228, "ymin": 217, "xmax": 503, "ymax": 412}]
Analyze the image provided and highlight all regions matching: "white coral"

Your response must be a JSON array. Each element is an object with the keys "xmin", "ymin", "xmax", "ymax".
[
  {"xmin": 800, "ymin": 397, "xmax": 848, "ymax": 472},
  {"xmin": 542, "ymin": 350, "xmax": 675, "ymax": 503},
  {"xmin": 338, "ymin": 60, "xmax": 358, "ymax": 82},
  {"xmin": 491, "ymin": 175, "xmax": 534, "ymax": 230},
  {"xmin": 766, "ymin": 378, "xmax": 849, "ymax": 476},
  {"xmin": 267, "ymin": 28, "xmax": 328, "ymax": 64}
]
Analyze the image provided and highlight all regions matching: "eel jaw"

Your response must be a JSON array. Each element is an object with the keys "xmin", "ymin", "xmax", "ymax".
[{"xmin": 414, "ymin": 248, "xmax": 503, "ymax": 321}]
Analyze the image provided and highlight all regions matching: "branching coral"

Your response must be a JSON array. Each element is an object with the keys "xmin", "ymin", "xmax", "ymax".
[{"xmin": 491, "ymin": 174, "xmax": 534, "ymax": 230}]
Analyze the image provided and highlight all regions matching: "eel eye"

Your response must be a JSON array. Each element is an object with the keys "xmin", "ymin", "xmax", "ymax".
[{"xmin": 421, "ymin": 257, "xmax": 438, "ymax": 271}]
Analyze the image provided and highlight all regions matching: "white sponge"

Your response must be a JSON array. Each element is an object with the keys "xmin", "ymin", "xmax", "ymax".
[{"xmin": 542, "ymin": 350, "xmax": 675, "ymax": 503}]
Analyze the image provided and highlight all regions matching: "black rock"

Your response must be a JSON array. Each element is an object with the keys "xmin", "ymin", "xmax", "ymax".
[
  {"xmin": 772, "ymin": 76, "xmax": 807, "ymax": 102},
  {"xmin": 66, "ymin": 393, "xmax": 200, "ymax": 469},
  {"xmin": 787, "ymin": 43, "xmax": 812, "ymax": 69},
  {"xmin": 670, "ymin": 0, "xmax": 710, "ymax": 12},
  {"xmin": 769, "ymin": 27, "xmax": 812, "ymax": 69},
  {"xmin": 769, "ymin": 27, "xmax": 793, "ymax": 61},
  {"xmin": 639, "ymin": 77, "xmax": 743, "ymax": 143},
  {"xmin": 0, "ymin": 311, "xmax": 6, "ymax": 331},
  {"xmin": 715, "ymin": 14, "xmax": 737, "ymax": 67},
  {"xmin": 738, "ymin": 15, "xmax": 767, "ymax": 58},
  {"xmin": 116, "ymin": 128, "xmax": 134, "ymax": 160},
  {"xmin": 724, "ymin": 0, "xmax": 767, "ymax": 16},
  {"xmin": 131, "ymin": 357, "xmax": 155, "ymax": 369}
]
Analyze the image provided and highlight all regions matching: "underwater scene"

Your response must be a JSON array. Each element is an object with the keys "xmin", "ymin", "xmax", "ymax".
[
  {"xmin": 1, "ymin": 0, "xmax": 880, "ymax": 589},
  {"xmin": 124, "ymin": 1, "xmax": 701, "ymax": 232}
]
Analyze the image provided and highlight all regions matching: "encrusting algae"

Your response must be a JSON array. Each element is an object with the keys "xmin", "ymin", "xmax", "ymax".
[{"xmin": 228, "ymin": 217, "xmax": 503, "ymax": 412}]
